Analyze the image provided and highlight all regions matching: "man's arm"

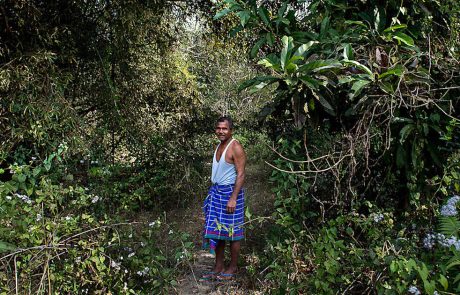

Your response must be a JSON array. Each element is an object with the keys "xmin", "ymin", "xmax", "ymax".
[{"xmin": 227, "ymin": 141, "xmax": 246, "ymax": 213}]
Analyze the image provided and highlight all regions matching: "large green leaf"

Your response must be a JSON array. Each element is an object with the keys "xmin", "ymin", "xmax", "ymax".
[
  {"xmin": 298, "ymin": 59, "xmax": 341, "ymax": 73},
  {"xmin": 250, "ymin": 37, "xmax": 266, "ymax": 58},
  {"xmin": 439, "ymin": 216, "xmax": 460, "ymax": 237},
  {"xmin": 287, "ymin": 55, "xmax": 304, "ymax": 64},
  {"xmin": 215, "ymin": 1, "xmax": 243, "ymax": 25},
  {"xmin": 378, "ymin": 65, "xmax": 405, "ymax": 79},
  {"xmin": 446, "ymin": 260, "xmax": 460, "ymax": 271},
  {"xmin": 393, "ymin": 32, "xmax": 414, "ymax": 47},
  {"xmin": 291, "ymin": 31, "xmax": 318, "ymax": 42},
  {"xmin": 238, "ymin": 76, "xmax": 279, "ymax": 92},
  {"xmin": 312, "ymin": 91, "xmax": 335, "ymax": 115},
  {"xmin": 373, "ymin": 7, "xmax": 386, "ymax": 32},
  {"xmin": 320, "ymin": 16, "xmax": 330, "ymax": 38},
  {"xmin": 399, "ymin": 124, "xmax": 415, "ymax": 144},
  {"xmin": 258, "ymin": 54, "xmax": 281, "ymax": 71},
  {"xmin": 293, "ymin": 41, "xmax": 318, "ymax": 58},
  {"xmin": 277, "ymin": 2, "xmax": 288, "ymax": 17},
  {"xmin": 284, "ymin": 62, "xmax": 298, "ymax": 74},
  {"xmin": 344, "ymin": 20, "xmax": 368, "ymax": 28},
  {"xmin": 343, "ymin": 60, "xmax": 374, "ymax": 79},
  {"xmin": 237, "ymin": 10, "xmax": 251, "ymax": 27},
  {"xmin": 275, "ymin": 17, "xmax": 290, "ymax": 31},
  {"xmin": 343, "ymin": 43, "xmax": 354, "ymax": 60},
  {"xmin": 383, "ymin": 24, "xmax": 408, "ymax": 33},
  {"xmin": 349, "ymin": 79, "xmax": 371, "ymax": 99},
  {"xmin": 338, "ymin": 75, "xmax": 354, "ymax": 84},
  {"xmin": 299, "ymin": 76, "xmax": 320, "ymax": 90},
  {"xmin": 266, "ymin": 32, "xmax": 275, "ymax": 46},
  {"xmin": 249, "ymin": 81, "xmax": 272, "ymax": 93},
  {"xmin": 438, "ymin": 274, "xmax": 448, "ymax": 290},
  {"xmin": 214, "ymin": 8, "xmax": 232, "ymax": 20},
  {"xmin": 280, "ymin": 36, "xmax": 294, "ymax": 70},
  {"xmin": 258, "ymin": 6, "xmax": 271, "ymax": 27}
]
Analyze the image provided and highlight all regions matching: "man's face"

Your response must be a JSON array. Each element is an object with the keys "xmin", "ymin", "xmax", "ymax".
[{"xmin": 215, "ymin": 121, "xmax": 232, "ymax": 142}]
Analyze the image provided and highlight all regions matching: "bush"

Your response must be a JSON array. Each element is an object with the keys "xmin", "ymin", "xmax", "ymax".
[{"xmin": 0, "ymin": 146, "xmax": 193, "ymax": 294}]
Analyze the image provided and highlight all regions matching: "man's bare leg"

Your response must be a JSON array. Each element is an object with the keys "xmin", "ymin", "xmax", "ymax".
[
  {"xmin": 222, "ymin": 240, "xmax": 240, "ymax": 274},
  {"xmin": 213, "ymin": 240, "xmax": 225, "ymax": 273}
]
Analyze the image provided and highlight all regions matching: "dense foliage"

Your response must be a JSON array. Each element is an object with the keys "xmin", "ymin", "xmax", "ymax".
[
  {"xmin": 0, "ymin": 0, "xmax": 267, "ymax": 293},
  {"xmin": 215, "ymin": 0, "xmax": 460, "ymax": 293},
  {"xmin": 1, "ymin": 0, "xmax": 459, "ymax": 293}
]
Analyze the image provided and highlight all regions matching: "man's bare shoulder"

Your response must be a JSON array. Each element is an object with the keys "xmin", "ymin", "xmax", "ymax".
[
  {"xmin": 232, "ymin": 139, "xmax": 245, "ymax": 150},
  {"xmin": 231, "ymin": 140, "xmax": 246, "ymax": 157}
]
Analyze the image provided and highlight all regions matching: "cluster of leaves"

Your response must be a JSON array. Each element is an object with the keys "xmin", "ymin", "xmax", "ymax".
[
  {"xmin": 216, "ymin": 0, "xmax": 459, "ymax": 207},
  {"xmin": 251, "ymin": 203, "xmax": 422, "ymax": 293},
  {"xmin": 383, "ymin": 196, "xmax": 460, "ymax": 294},
  {"xmin": 0, "ymin": 147, "xmax": 194, "ymax": 294},
  {"xmin": 0, "ymin": 0, "xmax": 241, "ymax": 207},
  {"xmin": 213, "ymin": 0, "xmax": 460, "ymax": 293},
  {"xmin": 251, "ymin": 172, "xmax": 460, "ymax": 294}
]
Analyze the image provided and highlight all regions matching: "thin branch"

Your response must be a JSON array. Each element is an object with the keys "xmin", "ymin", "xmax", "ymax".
[
  {"xmin": 430, "ymin": 86, "xmax": 460, "ymax": 91},
  {"xmin": 265, "ymin": 152, "xmax": 352, "ymax": 174},
  {"xmin": 59, "ymin": 222, "xmax": 143, "ymax": 244}
]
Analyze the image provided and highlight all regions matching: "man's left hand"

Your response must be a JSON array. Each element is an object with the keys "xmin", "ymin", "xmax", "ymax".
[{"xmin": 227, "ymin": 198, "xmax": 236, "ymax": 213}]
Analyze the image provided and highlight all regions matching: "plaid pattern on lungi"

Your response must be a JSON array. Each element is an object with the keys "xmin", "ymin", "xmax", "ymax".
[{"xmin": 202, "ymin": 184, "xmax": 245, "ymax": 254}]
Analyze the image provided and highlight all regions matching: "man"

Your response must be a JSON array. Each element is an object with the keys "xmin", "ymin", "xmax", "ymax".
[{"xmin": 202, "ymin": 116, "xmax": 246, "ymax": 281}]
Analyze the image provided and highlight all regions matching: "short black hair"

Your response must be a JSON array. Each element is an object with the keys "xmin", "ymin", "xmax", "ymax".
[{"xmin": 216, "ymin": 116, "xmax": 234, "ymax": 129}]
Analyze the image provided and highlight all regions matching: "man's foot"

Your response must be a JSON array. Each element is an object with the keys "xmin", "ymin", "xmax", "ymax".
[
  {"xmin": 199, "ymin": 271, "xmax": 218, "ymax": 281},
  {"xmin": 216, "ymin": 272, "xmax": 237, "ymax": 281},
  {"xmin": 216, "ymin": 267, "xmax": 237, "ymax": 281}
]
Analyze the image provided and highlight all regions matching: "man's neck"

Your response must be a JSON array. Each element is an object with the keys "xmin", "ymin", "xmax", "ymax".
[{"xmin": 220, "ymin": 137, "xmax": 233, "ymax": 145}]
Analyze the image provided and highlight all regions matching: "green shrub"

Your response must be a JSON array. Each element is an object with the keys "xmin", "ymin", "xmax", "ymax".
[{"xmin": 0, "ymin": 147, "xmax": 193, "ymax": 294}]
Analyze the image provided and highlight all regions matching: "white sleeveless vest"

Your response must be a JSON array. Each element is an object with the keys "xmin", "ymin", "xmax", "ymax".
[{"xmin": 211, "ymin": 139, "xmax": 237, "ymax": 185}]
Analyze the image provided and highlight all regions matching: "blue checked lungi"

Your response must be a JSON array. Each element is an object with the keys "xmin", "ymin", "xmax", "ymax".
[{"xmin": 202, "ymin": 184, "xmax": 245, "ymax": 254}]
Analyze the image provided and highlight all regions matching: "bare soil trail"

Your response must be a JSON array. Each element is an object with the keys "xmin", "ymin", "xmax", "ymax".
[{"xmin": 175, "ymin": 163, "xmax": 274, "ymax": 295}]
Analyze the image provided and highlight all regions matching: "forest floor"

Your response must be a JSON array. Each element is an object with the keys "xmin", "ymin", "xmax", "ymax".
[{"xmin": 173, "ymin": 163, "xmax": 275, "ymax": 294}]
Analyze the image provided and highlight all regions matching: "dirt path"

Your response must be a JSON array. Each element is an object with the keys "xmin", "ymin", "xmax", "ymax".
[
  {"xmin": 176, "ymin": 250, "xmax": 241, "ymax": 295},
  {"xmin": 175, "ymin": 163, "xmax": 274, "ymax": 295}
]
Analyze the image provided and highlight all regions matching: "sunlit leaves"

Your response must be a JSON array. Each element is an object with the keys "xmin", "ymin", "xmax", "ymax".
[
  {"xmin": 258, "ymin": 54, "xmax": 281, "ymax": 71},
  {"xmin": 238, "ymin": 75, "xmax": 279, "ymax": 92},
  {"xmin": 280, "ymin": 36, "xmax": 294, "ymax": 70},
  {"xmin": 378, "ymin": 65, "xmax": 405, "ymax": 79},
  {"xmin": 383, "ymin": 24, "xmax": 408, "ymax": 33},
  {"xmin": 298, "ymin": 60, "xmax": 342, "ymax": 73},
  {"xmin": 342, "ymin": 60, "xmax": 373, "ymax": 78},
  {"xmin": 349, "ymin": 80, "xmax": 371, "ymax": 99},
  {"xmin": 294, "ymin": 41, "xmax": 319, "ymax": 58},
  {"xmin": 343, "ymin": 43, "xmax": 353, "ymax": 60},
  {"xmin": 392, "ymin": 32, "xmax": 415, "ymax": 47},
  {"xmin": 237, "ymin": 10, "xmax": 251, "ymax": 27}
]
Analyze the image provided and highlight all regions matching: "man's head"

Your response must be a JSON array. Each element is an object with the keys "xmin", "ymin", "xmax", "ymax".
[
  {"xmin": 215, "ymin": 116, "xmax": 233, "ymax": 142},
  {"xmin": 216, "ymin": 116, "xmax": 233, "ymax": 130}
]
